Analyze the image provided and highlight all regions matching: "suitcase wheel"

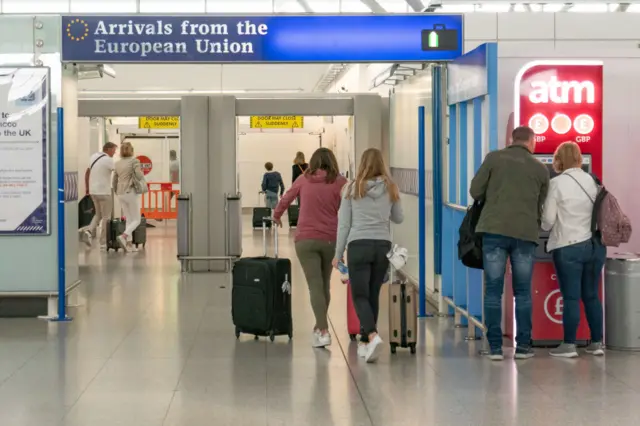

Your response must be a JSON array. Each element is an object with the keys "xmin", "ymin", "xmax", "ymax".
[
  {"xmin": 254, "ymin": 335, "xmax": 259, "ymax": 340},
  {"xmin": 349, "ymin": 334, "xmax": 357, "ymax": 342},
  {"xmin": 390, "ymin": 343, "xmax": 397, "ymax": 354},
  {"xmin": 410, "ymin": 344, "xmax": 417, "ymax": 355},
  {"xmin": 269, "ymin": 332, "xmax": 275, "ymax": 342},
  {"xmin": 235, "ymin": 327, "xmax": 240, "ymax": 339},
  {"xmin": 288, "ymin": 330, "xmax": 293, "ymax": 340}
]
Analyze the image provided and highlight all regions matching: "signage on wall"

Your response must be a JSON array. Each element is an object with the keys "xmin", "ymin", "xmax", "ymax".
[
  {"xmin": 139, "ymin": 116, "xmax": 179, "ymax": 129},
  {"xmin": 250, "ymin": 116, "xmax": 303, "ymax": 129},
  {"xmin": 136, "ymin": 155, "xmax": 153, "ymax": 175},
  {"xmin": 514, "ymin": 60, "xmax": 603, "ymax": 151},
  {"xmin": 61, "ymin": 15, "xmax": 463, "ymax": 63},
  {"xmin": 0, "ymin": 68, "xmax": 50, "ymax": 235}
]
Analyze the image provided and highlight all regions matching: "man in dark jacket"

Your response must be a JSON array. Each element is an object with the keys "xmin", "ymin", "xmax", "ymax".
[
  {"xmin": 261, "ymin": 162, "xmax": 285, "ymax": 209},
  {"xmin": 470, "ymin": 126, "xmax": 549, "ymax": 361}
]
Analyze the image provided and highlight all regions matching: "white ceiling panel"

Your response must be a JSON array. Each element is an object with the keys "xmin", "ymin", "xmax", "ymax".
[{"xmin": 77, "ymin": 63, "xmax": 330, "ymax": 92}]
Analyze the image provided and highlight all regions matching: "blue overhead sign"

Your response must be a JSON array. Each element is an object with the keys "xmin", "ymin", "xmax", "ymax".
[{"xmin": 61, "ymin": 15, "xmax": 463, "ymax": 63}]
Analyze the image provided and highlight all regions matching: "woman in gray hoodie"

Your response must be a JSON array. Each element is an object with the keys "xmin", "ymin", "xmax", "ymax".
[{"xmin": 333, "ymin": 148, "xmax": 404, "ymax": 363}]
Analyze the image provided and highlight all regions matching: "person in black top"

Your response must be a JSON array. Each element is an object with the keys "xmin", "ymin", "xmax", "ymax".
[
  {"xmin": 292, "ymin": 151, "xmax": 308, "ymax": 206},
  {"xmin": 261, "ymin": 162, "xmax": 285, "ymax": 209}
]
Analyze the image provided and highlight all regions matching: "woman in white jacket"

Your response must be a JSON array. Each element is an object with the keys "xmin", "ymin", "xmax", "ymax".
[{"xmin": 112, "ymin": 142, "xmax": 145, "ymax": 252}]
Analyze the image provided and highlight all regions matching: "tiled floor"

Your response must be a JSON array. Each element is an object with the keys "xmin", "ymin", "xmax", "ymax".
[{"xmin": 1, "ymin": 218, "xmax": 640, "ymax": 425}]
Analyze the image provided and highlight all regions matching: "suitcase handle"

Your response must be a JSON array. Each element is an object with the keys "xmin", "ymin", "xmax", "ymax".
[{"xmin": 262, "ymin": 217, "xmax": 278, "ymax": 258}]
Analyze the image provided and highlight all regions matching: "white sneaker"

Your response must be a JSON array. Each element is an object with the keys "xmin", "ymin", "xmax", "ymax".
[
  {"xmin": 312, "ymin": 330, "xmax": 331, "ymax": 348},
  {"xmin": 117, "ymin": 235, "xmax": 130, "ymax": 252},
  {"xmin": 82, "ymin": 230, "xmax": 93, "ymax": 248},
  {"xmin": 365, "ymin": 335, "xmax": 383, "ymax": 363},
  {"xmin": 357, "ymin": 343, "xmax": 368, "ymax": 358},
  {"xmin": 99, "ymin": 244, "xmax": 107, "ymax": 252}
]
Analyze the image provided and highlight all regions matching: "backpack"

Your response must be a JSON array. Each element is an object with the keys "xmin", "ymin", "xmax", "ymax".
[
  {"xmin": 458, "ymin": 201, "xmax": 484, "ymax": 269},
  {"xmin": 566, "ymin": 174, "xmax": 632, "ymax": 247}
]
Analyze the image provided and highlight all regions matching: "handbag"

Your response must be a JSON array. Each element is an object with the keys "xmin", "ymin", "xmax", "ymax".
[{"xmin": 131, "ymin": 161, "xmax": 148, "ymax": 194}]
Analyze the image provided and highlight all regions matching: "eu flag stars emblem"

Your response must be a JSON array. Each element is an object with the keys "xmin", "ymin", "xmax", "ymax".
[{"xmin": 66, "ymin": 19, "xmax": 89, "ymax": 42}]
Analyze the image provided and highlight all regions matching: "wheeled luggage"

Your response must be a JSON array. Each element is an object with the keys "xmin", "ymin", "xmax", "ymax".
[
  {"xmin": 232, "ymin": 218, "xmax": 292, "ymax": 341},
  {"xmin": 253, "ymin": 192, "xmax": 272, "ymax": 229},
  {"xmin": 388, "ymin": 278, "xmax": 417, "ymax": 354},
  {"xmin": 132, "ymin": 216, "xmax": 147, "ymax": 249},
  {"xmin": 347, "ymin": 282, "xmax": 361, "ymax": 341},
  {"xmin": 107, "ymin": 218, "xmax": 126, "ymax": 252},
  {"xmin": 287, "ymin": 204, "xmax": 299, "ymax": 228}
]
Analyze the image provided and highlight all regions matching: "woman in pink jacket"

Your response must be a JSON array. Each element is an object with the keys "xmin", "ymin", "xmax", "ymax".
[{"xmin": 273, "ymin": 148, "xmax": 348, "ymax": 349}]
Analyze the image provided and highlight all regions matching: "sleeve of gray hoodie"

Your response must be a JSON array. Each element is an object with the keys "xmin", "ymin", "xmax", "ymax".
[
  {"xmin": 390, "ymin": 199, "xmax": 404, "ymax": 224},
  {"xmin": 334, "ymin": 194, "xmax": 352, "ymax": 261}
]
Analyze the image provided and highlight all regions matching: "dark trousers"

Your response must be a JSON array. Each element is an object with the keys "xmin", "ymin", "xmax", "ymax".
[
  {"xmin": 347, "ymin": 239, "xmax": 391, "ymax": 342},
  {"xmin": 552, "ymin": 238, "xmax": 605, "ymax": 344},
  {"xmin": 483, "ymin": 233, "xmax": 536, "ymax": 351}
]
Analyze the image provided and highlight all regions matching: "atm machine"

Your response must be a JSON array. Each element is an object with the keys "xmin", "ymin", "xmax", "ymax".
[{"xmin": 503, "ymin": 59, "xmax": 604, "ymax": 347}]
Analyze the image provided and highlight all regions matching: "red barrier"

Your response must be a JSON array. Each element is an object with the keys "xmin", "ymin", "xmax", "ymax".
[{"xmin": 141, "ymin": 182, "xmax": 179, "ymax": 220}]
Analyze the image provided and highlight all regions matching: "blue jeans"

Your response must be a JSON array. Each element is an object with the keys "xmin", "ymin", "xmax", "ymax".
[
  {"xmin": 552, "ymin": 238, "xmax": 605, "ymax": 344},
  {"xmin": 265, "ymin": 191, "xmax": 278, "ymax": 209},
  {"xmin": 483, "ymin": 233, "xmax": 536, "ymax": 351}
]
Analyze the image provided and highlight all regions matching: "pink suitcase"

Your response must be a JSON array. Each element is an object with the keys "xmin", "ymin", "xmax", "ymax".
[{"xmin": 346, "ymin": 281, "xmax": 361, "ymax": 341}]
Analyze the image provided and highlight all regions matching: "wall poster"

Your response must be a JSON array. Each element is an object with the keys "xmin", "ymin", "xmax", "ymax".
[{"xmin": 0, "ymin": 67, "xmax": 50, "ymax": 235}]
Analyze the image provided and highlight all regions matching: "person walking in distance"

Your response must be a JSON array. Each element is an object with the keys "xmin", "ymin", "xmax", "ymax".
[
  {"xmin": 112, "ymin": 142, "xmax": 145, "ymax": 253},
  {"xmin": 169, "ymin": 149, "xmax": 179, "ymax": 202},
  {"xmin": 334, "ymin": 148, "xmax": 404, "ymax": 363},
  {"xmin": 261, "ymin": 162, "xmax": 285, "ymax": 209},
  {"xmin": 292, "ymin": 151, "xmax": 308, "ymax": 205},
  {"xmin": 273, "ymin": 148, "xmax": 347, "ymax": 348},
  {"xmin": 80, "ymin": 142, "xmax": 117, "ymax": 250},
  {"xmin": 470, "ymin": 126, "xmax": 549, "ymax": 361}
]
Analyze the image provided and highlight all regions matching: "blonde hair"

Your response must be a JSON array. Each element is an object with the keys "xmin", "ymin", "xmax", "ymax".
[
  {"xmin": 553, "ymin": 141, "xmax": 582, "ymax": 173},
  {"xmin": 120, "ymin": 142, "xmax": 134, "ymax": 158},
  {"xmin": 346, "ymin": 148, "xmax": 399, "ymax": 202},
  {"xmin": 294, "ymin": 151, "xmax": 306, "ymax": 165}
]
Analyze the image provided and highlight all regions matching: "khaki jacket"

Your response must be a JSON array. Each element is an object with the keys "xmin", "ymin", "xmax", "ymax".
[
  {"xmin": 112, "ymin": 158, "xmax": 144, "ymax": 195},
  {"xmin": 470, "ymin": 144, "xmax": 550, "ymax": 243}
]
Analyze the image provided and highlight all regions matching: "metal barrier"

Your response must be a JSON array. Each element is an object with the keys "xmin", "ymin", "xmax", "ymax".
[
  {"xmin": 442, "ymin": 202, "xmax": 487, "ymax": 350},
  {"xmin": 141, "ymin": 182, "xmax": 179, "ymax": 220},
  {"xmin": 177, "ymin": 192, "xmax": 242, "ymax": 273}
]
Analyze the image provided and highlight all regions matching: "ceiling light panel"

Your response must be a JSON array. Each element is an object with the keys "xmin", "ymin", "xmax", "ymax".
[
  {"xmin": 569, "ymin": 3, "xmax": 610, "ymax": 12},
  {"xmin": 139, "ymin": 0, "xmax": 206, "ymax": 12},
  {"xmin": 206, "ymin": 0, "xmax": 273, "ymax": 13}
]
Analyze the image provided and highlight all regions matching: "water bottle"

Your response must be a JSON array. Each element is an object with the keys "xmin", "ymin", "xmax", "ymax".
[{"xmin": 337, "ymin": 261, "xmax": 349, "ymax": 283}]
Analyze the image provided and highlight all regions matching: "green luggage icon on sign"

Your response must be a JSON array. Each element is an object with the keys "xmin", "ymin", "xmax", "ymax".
[{"xmin": 421, "ymin": 24, "xmax": 459, "ymax": 51}]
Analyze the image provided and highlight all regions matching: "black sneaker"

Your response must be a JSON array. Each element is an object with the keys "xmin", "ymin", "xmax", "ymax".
[
  {"xmin": 487, "ymin": 349, "xmax": 504, "ymax": 361},
  {"xmin": 514, "ymin": 346, "xmax": 535, "ymax": 359}
]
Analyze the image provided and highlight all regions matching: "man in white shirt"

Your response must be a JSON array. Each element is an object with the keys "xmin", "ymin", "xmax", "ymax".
[{"xmin": 81, "ymin": 142, "xmax": 117, "ymax": 249}]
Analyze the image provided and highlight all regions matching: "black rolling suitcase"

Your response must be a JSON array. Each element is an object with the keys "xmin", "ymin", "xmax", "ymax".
[
  {"xmin": 132, "ymin": 216, "xmax": 147, "ymax": 249},
  {"xmin": 78, "ymin": 195, "xmax": 95, "ymax": 229},
  {"xmin": 232, "ymin": 218, "xmax": 292, "ymax": 341},
  {"xmin": 107, "ymin": 218, "xmax": 126, "ymax": 251},
  {"xmin": 287, "ymin": 205, "xmax": 299, "ymax": 228},
  {"xmin": 253, "ymin": 192, "xmax": 272, "ymax": 229}
]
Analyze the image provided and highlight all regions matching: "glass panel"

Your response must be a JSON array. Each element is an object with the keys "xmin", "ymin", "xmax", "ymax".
[
  {"xmin": 140, "ymin": 0, "xmax": 206, "ymax": 12},
  {"xmin": 340, "ymin": 0, "xmax": 373, "ymax": 12},
  {"xmin": 0, "ymin": 16, "xmax": 35, "ymax": 55},
  {"xmin": 35, "ymin": 15, "xmax": 62, "ymax": 54},
  {"xmin": 377, "ymin": 0, "xmax": 410, "ymax": 12},
  {"xmin": 2, "ymin": 0, "xmax": 70, "ymax": 13},
  {"xmin": 274, "ymin": 0, "xmax": 305, "ymax": 13},
  {"xmin": 307, "ymin": 0, "xmax": 340, "ymax": 12},
  {"xmin": 70, "ymin": 0, "xmax": 137, "ymax": 12},
  {"xmin": 206, "ymin": 0, "xmax": 273, "ymax": 13}
]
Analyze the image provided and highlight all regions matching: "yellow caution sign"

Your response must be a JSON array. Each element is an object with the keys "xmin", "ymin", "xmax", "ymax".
[
  {"xmin": 250, "ymin": 116, "xmax": 304, "ymax": 129},
  {"xmin": 138, "ymin": 116, "xmax": 180, "ymax": 129}
]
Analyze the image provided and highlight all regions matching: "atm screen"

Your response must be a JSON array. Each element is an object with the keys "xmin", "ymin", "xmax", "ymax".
[{"xmin": 535, "ymin": 154, "xmax": 592, "ymax": 179}]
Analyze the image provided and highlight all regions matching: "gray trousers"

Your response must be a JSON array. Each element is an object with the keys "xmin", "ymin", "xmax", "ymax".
[{"xmin": 295, "ymin": 239, "xmax": 336, "ymax": 330}]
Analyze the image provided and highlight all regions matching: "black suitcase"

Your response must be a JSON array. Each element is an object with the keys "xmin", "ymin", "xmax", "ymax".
[
  {"xmin": 78, "ymin": 195, "xmax": 95, "ymax": 229},
  {"xmin": 107, "ymin": 218, "xmax": 126, "ymax": 251},
  {"xmin": 287, "ymin": 205, "xmax": 299, "ymax": 228},
  {"xmin": 253, "ymin": 192, "xmax": 272, "ymax": 229},
  {"xmin": 232, "ymin": 219, "xmax": 292, "ymax": 341},
  {"xmin": 132, "ymin": 216, "xmax": 147, "ymax": 249}
]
